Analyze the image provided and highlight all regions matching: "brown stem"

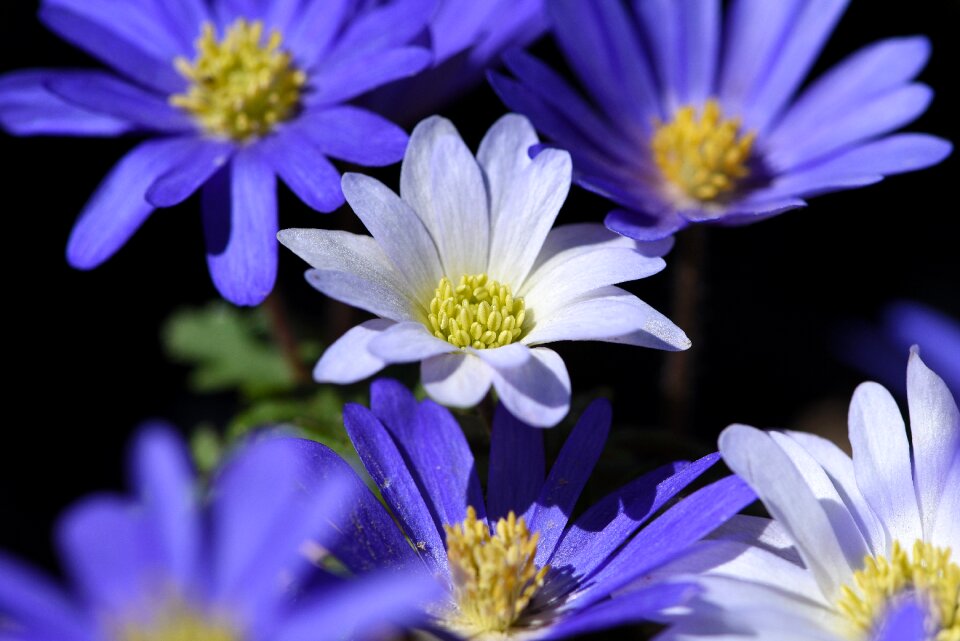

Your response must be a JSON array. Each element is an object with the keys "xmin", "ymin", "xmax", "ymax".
[
  {"xmin": 264, "ymin": 290, "xmax": 310, "ymax": 385},
  {"xmin": 660, "ymin": 225, "xmax": 707, "ymax": 436}
]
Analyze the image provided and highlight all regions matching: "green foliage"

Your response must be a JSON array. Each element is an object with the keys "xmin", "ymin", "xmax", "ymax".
[{"xmin": 163, "ymin": 302, "xmax": 299, "ymax": 397}]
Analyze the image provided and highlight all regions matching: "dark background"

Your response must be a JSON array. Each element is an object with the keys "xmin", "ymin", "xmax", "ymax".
[{"xmin": 0, "ymin": 0, "xmax": 957, "ymax": 583}]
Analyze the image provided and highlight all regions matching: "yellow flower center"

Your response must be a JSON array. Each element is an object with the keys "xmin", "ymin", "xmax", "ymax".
[
  {"xmin": 443, "ymin": 507, "xmax": 549, "ymax": 635},
  {"xmin": 837, "ymin": 540, "xmax": 959, "ymax": 641},
  {"xmin": 170, "ymin": 19, "xmax": 306, "ymax": 141},
  {"xmin": 427, "ymin": 274, "xmax": 526, "ymax": 349},
  {"xmin": 651, "ymin": 99, "xmax": 756, "ymax": 203},
  {"xmin": 117, "ymin": 603, "xmax": 240, "ymax": 641}
]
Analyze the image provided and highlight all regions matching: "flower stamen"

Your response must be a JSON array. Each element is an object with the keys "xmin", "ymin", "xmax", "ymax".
[
  {"xmin": 170, "ymin": 19, "xmax": 305, "ymax": 141},
  {"xmin": 837, "ymin": 540, "xmax": 959, "ymax": 641},
  {"xmin": 651, "ymin": 99, "xmax": 755, "ymax": 203},
  {"xmin": 443, "ymin": 507, "xmax": 548, "ymax": 635},
  {"xmin": 427, "ymin": 274, "xmax": 526, "ymax": 349}
]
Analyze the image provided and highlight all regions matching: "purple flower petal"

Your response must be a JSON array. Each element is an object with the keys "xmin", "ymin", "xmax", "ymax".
[
  {"xmin": 153, "ymin": 0, "xmax": 210, "ymax": 52},
  {"xmin": 874, "ymin": 600, "xmax": 927, "ymax": 641},
  {"xmin": 313, "ymin": 319, "xmax": 394, "ymax": 384},
  {"xmin": 39, "ymin": 3, "xmax": 185, "ymax": 94},
  {"xmin": 342, "ymin": 403, "xmax": 448, "ymax": 574},
  {"xmin": 768, "ymin": 37, "xmax": 932, "ymax": 154},
  {"xmin": 797, "ymin": 133, "xmax": 952, "ymax": 178},
  {"xmin": 604, "ymin": 208, "xmax": 686, "ymax": 242},
  {"xmin": 147, "ymin": 140, "xmax": 233, "ymax": 208},
  {"xmin": 128, "ymin": 424, "xmax": 200, "ymax": 592},
  {"xmin": 284, "ymin": 0, "xmax": 353, "ymax": 66},
  {"xmin": 259, "ymin": 131, "xmax": 344, "ymax": 212},
  {"xmin": 0, "ymin": 553, "xmax": 93, "ymax": 641},
  {"xmin": 307, "ymin": 47, "xmax": 431, "ymax": 107},
  {"xmin": 549, "ymin": 0, "xmax": 662, "ymax": 124},
  {"xmin": 527, "ymin": 399, "xmax": 610, "ymax": 565},
  {"xmin": 575, "ymin": 475, "xmax": 756, "ymax": 607},
  {"xmin": 56, "ymin": 496, "xmax": 156, "ymax": 613},
  {"xmin": 46, "ymin": 70, "xmax": 193, "ymax": 132},
  {"xmin": 66, "ymin": 137, "xmax": 202, "ymax": 269},
  {"xmin": 297, "ymin": 106, "xmax": 408, "ymax": 167},
  {"xmin": 273, "ymin": 570, "xmax": 439, "ymax": 641},
  {"xmin": 300, "ymin": 440, "xmax": 422, "ymax": 574},
  {"xmin": 541, "ymin": 583, "xmax": 697, "ymax": 640},
  {"xmin": 0, "ymin": 70, "xmax": 131, "ymax": 137},
  {"xmin": 635, "ymin": 0, "xmax": 720, "ymax": 110},
  {"xmin": 324, "ymin": 0, "xmax": 435, "ymax": 59},
  {"xmin": 487, "ymin": 403, "xmax": 545, "ymax": 522},
  {"xmin": 767, "ymin": 84, "xmax": 933, "ymax": 172},
  {"xmin": 202, "ymin": 150, "xmax": 278, "ymax": 306},
  {"xmin": 549, "ymin": 454, "xmax": 720, "ymax": 580},
  {"xmin": 740, "ymin": 0, "xmax": 850, "ymax": 132}
]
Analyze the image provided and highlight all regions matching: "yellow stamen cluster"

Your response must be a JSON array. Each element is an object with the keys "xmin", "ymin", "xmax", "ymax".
[
  {"xmin": 837, "ymin": 540, "xmax": 959, "ymax": 641},
  {"xmin": 170, "ymin": 19, "xmax": 305, "ymax": 141},
  {"xmin": 118, "ymin": 603, "xmax": 240, "ymax": 641},
  {"xmin": 428, "ymin": 274, "xmax": 526, "ymax": 349},
  {"xmin": 651, "ymin": 99, "xmax": 756, "ymax": 203},
  {"xmin": 443, "ymin": 507, "xmax": 549, "ymax": 634}
]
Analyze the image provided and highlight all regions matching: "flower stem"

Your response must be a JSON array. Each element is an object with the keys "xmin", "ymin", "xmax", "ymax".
[
  {"xmin": 661, "ymin": 225, "xmax": 707, "ymax": 436},
  {"xmin": 264, "ymin": 290, "xmax": 310, "ymax": 385}
]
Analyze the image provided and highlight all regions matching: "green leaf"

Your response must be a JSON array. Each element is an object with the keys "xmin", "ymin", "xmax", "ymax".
[{"xmin": 162, "ymin": 302, "xmax": 297, "ymax": 397}]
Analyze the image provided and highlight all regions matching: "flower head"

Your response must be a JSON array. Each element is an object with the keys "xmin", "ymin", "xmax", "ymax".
[
  {"xmin": 301, "ymin": 379, "xmax": 757, "ymax": 640},
  {"xmin": 0, "ymin": 0, "xmax": 435, "ymax": 304},
  {"xmin": 661, "ymin": 349, "xmax": 960, "ymax": 641},
  {"xmin": 490, "ymin": 1, "xmax": 952, "ymax": 240},
  {"xmin": 279, "ymin": 113, "xmax": 689, "ymax": 426},
  {"xmin": 0, "ymin": 424, "xmax": 437, "ymax": 641}
]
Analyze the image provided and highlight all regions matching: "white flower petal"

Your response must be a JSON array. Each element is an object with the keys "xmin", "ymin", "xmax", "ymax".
[
  {"xmin": 719, "ymin": 424, "xmax": 856, "ymax": 599},
  {"xmin": 653, "ymin": 540, "xmax": 827, "ymax": 606},
  {"xmin": 785, "ymin": 430, "xmax": 887, "ymax": 556},
  {"xmin": 532, "ymin": 223, "xmax": 674, "ymax": 267},
  {"xmin": 368, "ymin": 321, "xmax": 454, "ymax": 363},
  {"xmin": 769, "ymin": 431, "xmax": 871, "ymax": 566},
  {"xmin": 906, "ymin": 347, "xmax": 960, "ymax": 540},
  {"xmin": 341, "ymin": 172, "xmax": 443, "ymax": 301},
  {"xmin": 521, "ymin": 246, "xmax": 664, "ymax": 318},
  {"xmin": 708, "ymin": 515, "xmax": 803, "ymax": 565},
  {"xmin": 398, "ymin": 116, "xmax": 489, "ymax": 277},
  {"xmin": 477, "ymin": 114, "xmax": 572, "ymax": 287},
  {"xmin": 522, "ymin": 287, "xmax": 690, "ymax": 351},
  {"xmin": 481, "ymin": 346, "xmax": 571, "ymax": 428},
  {"xmin": 313, "ymin": 319, "xmax": 394, "ymax": 384},
  {"xmin": 848, "ymin": 382, "xmax": 923, "ymax": 546},
  {"xmin": 305, "ymin": 269, "xmax": 413, "ymax": 322},
  {"xmin": 931, "ymin": 455, "xmax": 959, "ymax": 552},
  {"xmin": 421, "ymin": 352, "xmax": 493, "ymax": 408}
]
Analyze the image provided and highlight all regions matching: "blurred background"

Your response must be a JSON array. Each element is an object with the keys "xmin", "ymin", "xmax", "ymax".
[{"xmin": 0, "ymin": 0, "xmax": 956, "ymax": 598}]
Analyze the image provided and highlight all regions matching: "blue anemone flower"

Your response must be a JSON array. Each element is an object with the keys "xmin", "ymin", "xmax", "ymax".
[
  {"xmin": 364, "ymin": 0, "xmax": 547, "ymax": 123},
  {"xmin": 0, "ymin": 425, "xmax": 438, "ymax": 641},
  {"xmin": 304, "ymin": 379, "xmax": 756, "ymax": 639},
  {"xmin": 490, "ymin": 0, "xmax": 953, "ymax": 241},
  {"xmin": 0, "ymin": 0, "xmax": 434, "ymax": 305}
]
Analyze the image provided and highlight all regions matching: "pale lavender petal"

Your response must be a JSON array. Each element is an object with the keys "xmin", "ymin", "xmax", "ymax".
[
  {"xmin": 932, "ymin": 456, "xmax": 960, "ymax": 552},
  {"xmin": 202, "ymin": 151, "xmax": 277, "ymax": 306},
  {"xmin": 481, "ymin": 346, "xmax": 571, "ymax": 428},
  {"xmin": 849, "ymin": 382, "xmax": 923, "ymax": 545},
  {"xmin": 874, "ymin": 600, "xmax": 927, "ymax": 641},
  {"xmin": 313, "ymin": 320, "xmax": 394, "ymax": 384},
  {"xmin": 421, "ymin": 352, "xmax": 493, "ymax": 408},
  {"xmin": 341, "ymin": 172, "xmax": 444, "ymax": 301},
  {"xmin": 368, "ymin": 322, "xmax": 456, "ymax": 363},
  {"xmin": 906, "ymin": 348, "xmax": 960, "ymax": 540}
]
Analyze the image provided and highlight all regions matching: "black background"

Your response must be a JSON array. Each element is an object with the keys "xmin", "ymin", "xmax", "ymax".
[{"xmin": 0, "ymin": 0, "xmax": 957, "ymax": 583}]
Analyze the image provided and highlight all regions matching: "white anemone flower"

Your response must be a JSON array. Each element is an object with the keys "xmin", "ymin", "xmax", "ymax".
[
  {"xmin": 656, "ymin": 348, "xmax": 959, "ymax": 641},
  {"xmin": 279, "ymin": 114, "xmax": 689, "ymax": 427}
]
